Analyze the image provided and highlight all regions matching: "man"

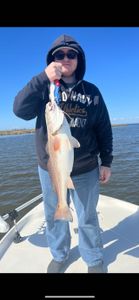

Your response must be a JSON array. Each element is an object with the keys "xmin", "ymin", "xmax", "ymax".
[{"xmin": 13, "ymin": 34, "xmax": 113, "ymax": 273}]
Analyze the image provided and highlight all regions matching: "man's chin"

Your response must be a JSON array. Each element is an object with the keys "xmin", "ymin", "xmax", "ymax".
[{"xmin": 62, "ymin": 71, "xmax": 72, "ymax": 77}]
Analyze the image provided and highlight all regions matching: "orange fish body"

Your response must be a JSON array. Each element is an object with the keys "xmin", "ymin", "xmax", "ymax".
[{"xmin": 45, "ymin": 99, "xmax": 80, "ymax": 222}]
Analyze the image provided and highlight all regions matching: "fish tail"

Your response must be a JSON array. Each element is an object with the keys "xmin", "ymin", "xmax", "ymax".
[{"xmin": 54, "ymin": 206, "xmax": 73, "ymax": 222}]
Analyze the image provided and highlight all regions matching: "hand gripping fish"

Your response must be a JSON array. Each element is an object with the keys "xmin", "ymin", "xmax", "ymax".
[{"xmin": 45, "ymin": 82, "xmax": 80, "ymax": 222}]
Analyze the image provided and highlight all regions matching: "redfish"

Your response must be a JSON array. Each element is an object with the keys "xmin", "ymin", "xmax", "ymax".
[{"xmin": 45, "ymin": 84, "xmax": 80, "ymax": 222}]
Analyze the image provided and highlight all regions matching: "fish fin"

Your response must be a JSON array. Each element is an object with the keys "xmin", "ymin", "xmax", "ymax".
[
  {"xmin": 69, "ymin": 136, "xmax": 80, "ymax": 148},
  {"xmin": 67, "ymin": 176, "xmax": 75, "ymax": 189},
  {"xmin": 54, "ymin": 206, "xmax": 73, "ymax": 222}
]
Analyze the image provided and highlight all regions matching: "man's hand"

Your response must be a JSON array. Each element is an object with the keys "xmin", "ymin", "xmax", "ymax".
[
  {"xmin": 99, "ymin": 166, "xmax": 111, "ymax": 184},
  {"xmin": 45, "ymin": 62, "xmax": 62, "ymax": 82}
]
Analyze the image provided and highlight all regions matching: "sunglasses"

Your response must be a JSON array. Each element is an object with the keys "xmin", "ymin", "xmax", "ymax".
[{"xmin": 53, "ymin": 50, "xmax": 78, "ymax": 60}]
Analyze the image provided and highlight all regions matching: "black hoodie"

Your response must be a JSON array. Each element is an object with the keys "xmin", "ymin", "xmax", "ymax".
[{"xmin": 13, "ymin": 34, "xmax": 113, "ymax": 176}]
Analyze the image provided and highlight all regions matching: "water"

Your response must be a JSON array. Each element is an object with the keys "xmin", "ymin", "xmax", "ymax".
[
  {"xmin": 100, "ymin": 124, "xmax": 139, "ymax": 204},
  {"xmin": 0, "ymin": 124, "xmax": 139, "ymax": 232},
  {"xmin": 0, "ymin": 134, "xmax": 41, "ymax": 217}
]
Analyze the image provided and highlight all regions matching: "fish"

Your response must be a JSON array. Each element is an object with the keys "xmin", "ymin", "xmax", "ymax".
[{"xmin": 45, "ymin": 83, "xmax": 80, "ymax": 222}]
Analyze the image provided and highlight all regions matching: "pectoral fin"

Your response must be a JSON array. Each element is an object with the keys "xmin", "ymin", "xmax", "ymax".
[{"xmin": 69, "ymin": 136, "xmax": 80, "ymax": 148}]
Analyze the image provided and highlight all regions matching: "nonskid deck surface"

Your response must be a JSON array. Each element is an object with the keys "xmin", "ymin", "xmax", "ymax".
[{"xmin": 0, "ymin": 195, "xmax": 139, "ymax": 273}]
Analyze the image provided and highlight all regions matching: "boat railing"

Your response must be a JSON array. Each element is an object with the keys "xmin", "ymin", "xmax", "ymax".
[{"xmin": 0, "ymin": 193, "xmax": 43, "ymax": 242}]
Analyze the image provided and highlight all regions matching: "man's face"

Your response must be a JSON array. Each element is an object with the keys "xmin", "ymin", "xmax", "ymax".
[{"xmin": 53, "ymin": 48, "xmax": 78, "ymax": 77}]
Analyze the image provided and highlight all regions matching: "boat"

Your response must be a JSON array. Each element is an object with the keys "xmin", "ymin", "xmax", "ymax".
[{"xmin": 0, "ymin": 194, "xmax": 139, "ymax": 273}]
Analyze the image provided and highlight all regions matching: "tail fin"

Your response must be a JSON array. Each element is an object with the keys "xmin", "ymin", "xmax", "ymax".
[{"xmin": 54, "ymin": 206, "xmax": 73, "ymax": 222}]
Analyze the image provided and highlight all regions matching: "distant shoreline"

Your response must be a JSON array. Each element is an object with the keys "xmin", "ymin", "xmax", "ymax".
[
  {"xmin": 0, "ymin": 123, "xmax": 138, "ymax": 136},
  {"xmin": 0, "ymin": 129, "xmax": 35, "ymax": 136}
]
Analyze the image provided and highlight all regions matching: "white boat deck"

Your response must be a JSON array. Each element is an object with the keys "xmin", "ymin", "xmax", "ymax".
[{"xmin": 0, "ymin": 195, "xmax": 139, "ymax": 273}]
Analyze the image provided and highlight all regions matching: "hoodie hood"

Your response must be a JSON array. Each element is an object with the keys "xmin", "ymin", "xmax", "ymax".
[{"xmin": 46, "ymin": 34, "xmax": 86, "ymax": 81}]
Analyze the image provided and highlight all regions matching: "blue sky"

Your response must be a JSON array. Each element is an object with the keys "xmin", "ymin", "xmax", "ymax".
[{"xmin": 0, "ymin": 27, "xmax": 139, "ymax": 130}]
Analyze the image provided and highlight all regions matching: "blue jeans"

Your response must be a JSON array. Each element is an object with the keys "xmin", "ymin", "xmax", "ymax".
[{"xmin": 38, "ymin": 165, "xmax": 103, "ymax": 267}]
